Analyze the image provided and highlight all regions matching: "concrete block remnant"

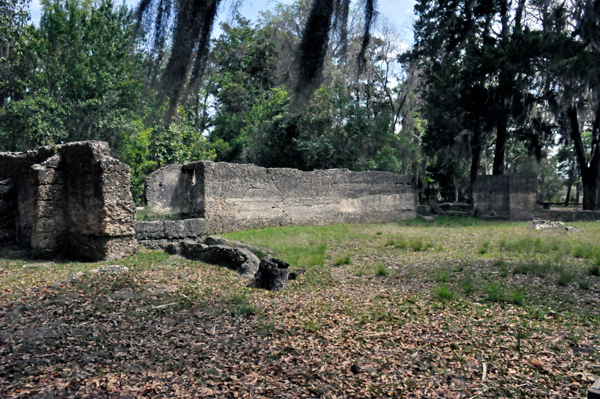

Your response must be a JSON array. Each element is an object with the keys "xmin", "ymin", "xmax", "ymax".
[
  {"xmin": 473, "ymin": 174, "xmax": 538, "ymax": 221},
  {"xmin": 144, "ymin": 161, "xmax": 417, "ymax": 234},
  {"xmin": 0, "ymin": 141, "xmax": 137, "ymax": 261}
]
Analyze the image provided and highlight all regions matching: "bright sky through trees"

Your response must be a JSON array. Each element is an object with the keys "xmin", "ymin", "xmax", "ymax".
[{"xmin": 28, "ymin": 0, "xmax": 417, "ymax": 41}]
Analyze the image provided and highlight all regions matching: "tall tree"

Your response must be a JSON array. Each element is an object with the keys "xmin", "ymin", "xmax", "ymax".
[
  {"xmin": 411, "ymin": 0, "xmax": 551, "ymax": 200},
  {"xmin": 541, "ymin": 0, "xmax": 600, "ymax": 210}
]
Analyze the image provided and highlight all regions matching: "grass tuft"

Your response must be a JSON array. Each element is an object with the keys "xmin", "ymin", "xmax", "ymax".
[
  {"xmin": 461, "ymin": 278, "xmax": 474, "ymax": 295},
  {"xmin": 433, "ymin": 284, "xmax": 455, "ymax": 300},
  {"xmin": 478, "ymin": 241, "xmax": 490, "ymax": 255},
  {"xmin": 376, "ymin": 264, "xmax": 389, "ymax": 277},
  {"xmin": 508, "ymin": 289, "xmax": 524, "ymax": 305},
  {"xmin": 556, "ymin": 269, "xmax": 575, "ymax": 286},
  {"xmin": 483, "ymin": 282, "xmax": 504, "ymax": 302},
  {"xmin": 588, "ymin": 263, "xmax": 600, "ymax": 277},
  {"xmin": 334, "ymin": 255, "xmax": 351, "ymax": 266}
]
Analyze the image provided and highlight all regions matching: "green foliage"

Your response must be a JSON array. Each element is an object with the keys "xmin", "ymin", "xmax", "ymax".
[
  {"xmin": 577, "ymin": 277, "xmax": 590, "ymax": 290},
  {"xmin": 0, "ymin": 0, "xmax": 146, "ymax": 150},
  {"xmin": 433, "ymin": 284, "xmax": 455, "ymax": 301},
  {"xmin": 478, "ymin": 241, "xmax": 490, "ymax": 255},
  {"xmin": 375, "ymin": 264, "xmax": 388, "ymax": 277},
  {"xmin": 411, "ymin": 240, "xmax": 433, "ymax": 252},
  {"xmin": 461, "ymin": 278, "xmax": 473, "ymax": 295},
  {"xmin": 118, "ymin": 113, "xmax": 217, "ymax": 202},
  {"xmin": 512, "ymin": 262, "xmax": 553, "ymax": 278},
  {"xmin": 334, "ymin": 256, "xmax": 351, "ymax": 266},
  {"xmin": 435, "ymin": 270, "xmax": 449, "ymax": 283},
  {"xmin": 483, "ymin": 282, "xmax": 504, "ymax": 302},
  {"xmin": 556, "ymin": 270, "xmax": 574, "ymax": 287},
  {"xmin": 205, "ymin": 13, "xmax": 421, "ymax": 175},
  {"xmin": 508, "ymin": 289, "xmax": 524, "ymax": 306}
]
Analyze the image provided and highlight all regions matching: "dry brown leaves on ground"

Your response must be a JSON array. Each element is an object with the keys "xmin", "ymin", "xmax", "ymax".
[{"xmin": 0, "ymin": 269, "xmax": 598, "ymax": 398}]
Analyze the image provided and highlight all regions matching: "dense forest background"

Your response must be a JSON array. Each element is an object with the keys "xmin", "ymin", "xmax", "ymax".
[{"xmin": 1, "ymin": 0, "xmax": 599, "ymax": 209}]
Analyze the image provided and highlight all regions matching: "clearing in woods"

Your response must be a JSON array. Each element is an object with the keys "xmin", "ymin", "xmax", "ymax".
[{"xmin": 1, "ymin": 217, "xmax": 599, "ymax": 397}]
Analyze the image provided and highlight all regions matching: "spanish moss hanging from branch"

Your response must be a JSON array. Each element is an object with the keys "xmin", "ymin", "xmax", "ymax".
[
  {"xmin": 294, "ymin": 0, "xmax": 336, "ymax": 101},
  {"xmin": 136, "ymin": 0, "xmax": 221, "ymax": 122},
  {"xmin": 294, "ymin": 0, "xmax": 377, "ymax": 102},
  {"xmin": 135, "ymin": 0, "xmax": 378, "ymax": 121},
  {"xmin": 357, "ymin": 0, "xmax": 377, "ymax": 75}
]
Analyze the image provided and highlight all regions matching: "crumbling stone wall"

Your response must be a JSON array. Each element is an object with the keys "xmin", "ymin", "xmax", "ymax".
[
  {"xmin": 144, "ymin": 161, "xmax": 416, "ymax": 241},
  {"xmin": 473, "ymin": 174, "xmax": 538, "ymax": 220},
  {"xmin": 0, "ymin": 141, "xmax": 137, "ymax": 260}
]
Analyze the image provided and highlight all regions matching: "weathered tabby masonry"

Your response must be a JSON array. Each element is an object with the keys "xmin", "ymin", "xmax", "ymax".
[
  {"xmin": 0, "ymin": 141, "xmax": 137, "ymax": 260},
  {"xmin": 140, "ymin": 161, "xmax": 416, "ymax": 246},
  {"xmin": 473, "ymin": 174, "xmax": 538, "ymax": 220}
]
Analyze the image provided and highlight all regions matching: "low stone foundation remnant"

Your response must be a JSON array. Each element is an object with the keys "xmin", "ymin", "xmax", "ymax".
[
  {"xmin": 473, "ymin": 174, "xmax": 538, "ymax": 220},
  {"xmin": 0, "ymin": 141, "xmax": 137, "ymax": 260},
  {"xmin": 140, "ymin": 161, "xmax": 417, "ymax": 246}
]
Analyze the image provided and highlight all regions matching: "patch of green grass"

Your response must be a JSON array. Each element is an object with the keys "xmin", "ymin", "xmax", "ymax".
[
  {"xmin": 577, "ymin": 277, "xmax": 590, "ymax": 290},
  {"xmin": 411, "ymin": 240, "xmax": 433, "ymax": 252},
  {"xmin": 499, "ymin": 237, "xmax": 552, "ymax": 255},
  {"xmin": 257, "ymin": 322, "xmax": 276, "ymax": 337},
  {"xmin": 557, "ymin": 269, "xmax": 575, "ymax": 286},
  {"xmin": 512, "ymin": 262, "xmax": 553, "ymax": 278},
  {"xmin": 304, "ymin": 320, "xmax": 321, "ymax": 333},
  {"xmin": 394, "ymin": 239, "xmax": 408, "ymax": 249},
  {"xmin": 376, "ymin": 264, "xmax": 388, "ymax": 277},
  {"xmin": 435, "ymin": 270, "xmax": 449, "ymax": 283},
  {"xmin": 334, "ymin": 255, "xmax": 351, "ymax": 266},
  {"xmin": 228, "ymin": 291, "xmax": 258, "ymax": 316},
  {"xmin": 483, "ymin": 282, "xmax": 504, "ymax": 302},
  {"xmin": 588, "ymin": 263, "xmax": 600, "ymax": 276},
  {"xmin": 572, "ymin": 243, "xmax": 597, "ymax": 259},
  {"xmin": 230, "ymin": 292, "xmax": 248, "ymax": 304},
  {"xmin": 461, "ymin": 278, "xmax": 474, "ymax": 295},
  {"xmin": 478, "ymin": 241, "xmax": 490, "ymax": 255},
  {"xmin": 508, "ymin": 288, "xmax": 524, "ymax": 305},
  {"xmin": 232, "ymin": 303, "xmax": 258, "ymax": 316},
  {"xmin": 398, "ymin": 215, "xmax": 484, "ymax": 228},
  {"xmin": 376, "ymin": 231, "xmax": 383, "ymax": 236},
  {"xmin": 433, "ymin": 284, "xmax": 455, "ymax": 301}
]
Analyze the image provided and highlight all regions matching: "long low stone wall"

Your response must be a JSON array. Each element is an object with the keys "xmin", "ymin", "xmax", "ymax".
[
  {"xmin": 135, "ymin": 218, "xmax": 207, "ymax": 249},
  {"xmin": 535, "ymin": 209, "xmax": 600, "ymax": 222},
  {"xmin": 143, "ymin": 161, "xmax": 416, "ymax": 243}
]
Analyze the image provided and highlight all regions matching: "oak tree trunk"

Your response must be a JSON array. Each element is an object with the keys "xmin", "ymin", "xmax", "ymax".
[{"xmin": 568, "ymin": 105, "xmax": 600, "ymax": 210}]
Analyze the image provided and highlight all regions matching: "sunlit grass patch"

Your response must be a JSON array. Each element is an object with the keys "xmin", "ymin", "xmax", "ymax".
[
  {"xmin": 483, "ymin": 282, "xmax": 504, "ymax": 302},
  {"xmin": 375, "ymin": 264, "xmax": 388, "ymax": 277},
  {"xmin": 334, "ymin": 255, "xmax": 351, "ymax": 266},
  {"xmin": 433, "ymin": 284, "xmax": 455, "ymax": 300}
]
